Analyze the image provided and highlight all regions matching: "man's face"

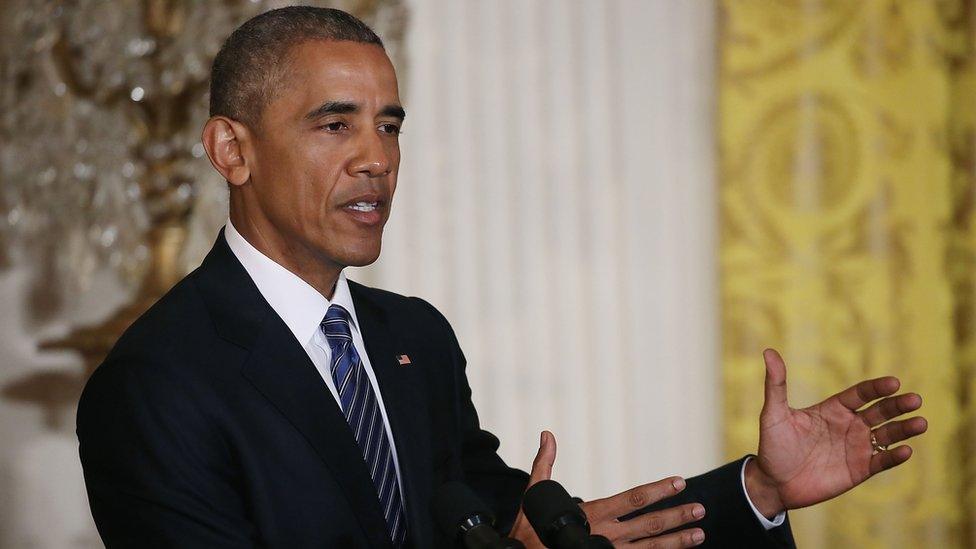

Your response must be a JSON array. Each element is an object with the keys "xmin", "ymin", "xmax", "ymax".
[{"xmin": 241, "ymin": 40, "xmax": 402, "ymax": 271}]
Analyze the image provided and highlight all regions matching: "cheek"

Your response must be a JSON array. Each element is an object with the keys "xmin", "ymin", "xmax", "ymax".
[
  {"xmin": 386, "ymin": 144, "xmax": 401, "ymax": 189},
  {"xmin": 303, "ymin": 168, "xmax": 350, "ymax": 231},
  {"xmin": 294, "ymin": 147, "xmax": 344, "ymax": 205},
  {"xmin": 387, "ymin": 141, "xmax": 401, "ymax": 165}
]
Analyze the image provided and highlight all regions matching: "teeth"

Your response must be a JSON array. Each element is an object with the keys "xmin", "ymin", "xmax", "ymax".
[{"xmin": 348, "ymin": 201, "xmax": 378, "ymax": 212}]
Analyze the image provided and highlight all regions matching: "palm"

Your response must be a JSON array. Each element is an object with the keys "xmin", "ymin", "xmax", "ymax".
[
  {"xmin": 754, "ymin": 349, "xmax": 927, "ymax": 511},
  {"xmin": 759, "ymin": 396, "xmax": 874, "ymax": 508}
]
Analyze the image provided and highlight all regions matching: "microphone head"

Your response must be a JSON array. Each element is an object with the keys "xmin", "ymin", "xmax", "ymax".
[
  {"xmin": 431, "ymin": 481, "xmax": 496, "ymax": 539},
  {"xmin": 522, "ymin": 480, "xmax": 589, "ymax": 546}
]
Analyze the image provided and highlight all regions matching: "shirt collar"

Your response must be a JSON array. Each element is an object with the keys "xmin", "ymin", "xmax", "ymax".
[{"xmin": 224, "ymin": 218, "xmax": 360, "ymax": 347}]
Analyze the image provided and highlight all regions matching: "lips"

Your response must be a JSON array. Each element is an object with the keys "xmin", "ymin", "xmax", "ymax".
[
  {"xmin": 339, "ymin": 193, "xmax": 388, "ymax": 226},
  {"xmin": 347, "ymin": 201, "xmax": 378, "ymax": 212}
]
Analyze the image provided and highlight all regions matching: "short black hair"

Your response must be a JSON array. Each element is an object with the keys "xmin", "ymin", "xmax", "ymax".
[{"xmin": 209, "ymin": 6, "xmax": 384, "ymax": 129}]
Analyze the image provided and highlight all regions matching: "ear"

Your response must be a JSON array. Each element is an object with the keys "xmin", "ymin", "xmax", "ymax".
[{"xmin": 201, "ymin": 116, "xmax": 252, "ymax": 186}]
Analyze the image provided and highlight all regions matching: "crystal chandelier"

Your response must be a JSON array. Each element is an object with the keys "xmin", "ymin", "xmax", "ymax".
[
  {"xmin": 0, "ymin": 0, "xmax": 405, "ymax": 315},
  {"xmin": 0, "ymin": 0, "xmax": 406, "ymax": 423}
]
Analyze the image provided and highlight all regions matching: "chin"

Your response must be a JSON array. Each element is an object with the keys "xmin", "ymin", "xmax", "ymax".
[{"xmin": 338, "ymin": 244, "xmax": 383, "ymax": 268}]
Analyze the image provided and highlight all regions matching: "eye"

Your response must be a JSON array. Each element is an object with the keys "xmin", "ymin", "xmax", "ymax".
[
  {"xmin": 319, "ymin": 121, "xmax": 348, "ymax": 132},
  {"xmin": 378, "ymin": 123, "xmax": 401, "ymax": 135}
]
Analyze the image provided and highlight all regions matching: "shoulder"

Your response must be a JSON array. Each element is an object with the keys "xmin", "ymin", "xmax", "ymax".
[
  {"xmin": 81, "ymin": 269, "xmax": 241, "ymax": 413},
  {"xmin": 108, "ymin": 272, "xmax": 216, "ymax": 365},
  {"xmin": 348, "ymin": 280, "xmax": 452, "ymax": 329},
  {"xmin": 347, "ymin": 280, "xmax": 464, "ymax": 355}
]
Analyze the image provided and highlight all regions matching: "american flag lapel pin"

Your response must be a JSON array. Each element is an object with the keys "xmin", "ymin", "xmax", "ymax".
[{"xmin": 396, "ymin": 354, "xmax": 411, "ymax": 366}]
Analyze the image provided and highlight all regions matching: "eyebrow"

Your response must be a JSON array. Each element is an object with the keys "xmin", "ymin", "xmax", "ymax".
[{"xmin": 303, "ymin": 101, "xmax": 406, "ymax": 122}]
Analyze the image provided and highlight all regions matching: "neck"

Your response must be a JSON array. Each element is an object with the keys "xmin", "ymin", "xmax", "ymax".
[{"xmin": 229, "ymin": 209, "xmax": 342, "ymax": 300}]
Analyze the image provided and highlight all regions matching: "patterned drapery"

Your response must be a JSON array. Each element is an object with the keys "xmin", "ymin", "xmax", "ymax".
[{"xmin": 719, "ymin": 1, "xmax": 976, "ymax": 547}]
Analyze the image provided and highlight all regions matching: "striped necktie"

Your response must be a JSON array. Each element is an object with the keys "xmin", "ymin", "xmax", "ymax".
[{"xmin": 321, "ymin": 304, "xmax": 406, "ymax": 546}]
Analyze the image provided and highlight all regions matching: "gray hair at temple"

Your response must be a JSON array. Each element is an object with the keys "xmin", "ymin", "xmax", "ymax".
[{"xmin": 209, "ymin": 6, "xmax": 384, "ymax": 130}]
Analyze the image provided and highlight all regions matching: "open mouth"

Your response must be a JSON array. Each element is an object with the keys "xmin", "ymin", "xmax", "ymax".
[
  {"xmin": 340, "ymin": 196, "xmax": 387, "ymax": 227},
  {"xmin": 346, "ymin": 201, "xmax": 379, "ymax": 212}
]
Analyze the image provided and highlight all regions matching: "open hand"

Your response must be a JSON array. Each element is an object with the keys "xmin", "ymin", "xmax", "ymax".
[
  {"xmin": 745, "ymin": 349, "xmax": 929, "ymax": 516},
  {"xmin": 510, "ymin": 431, "xmax": 706, "ymax": 548}
]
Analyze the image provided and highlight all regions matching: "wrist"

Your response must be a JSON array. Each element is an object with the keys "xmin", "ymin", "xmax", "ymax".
[{"xmin": 744, "ymin": 458, "xmax": 785, "ymax": 519}]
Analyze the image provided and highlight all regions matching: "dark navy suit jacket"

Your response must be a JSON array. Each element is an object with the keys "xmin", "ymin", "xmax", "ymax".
[{"xmin": 77, "ymin": 232, "xmax": 795, "ymax": 548}]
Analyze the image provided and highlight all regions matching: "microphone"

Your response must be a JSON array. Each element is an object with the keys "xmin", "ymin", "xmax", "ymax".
[
  {"xmin": 522, "ymin": 480, "xmax": 613, "ymax": 549},
  {"xmin": 431, "ymin": 481, "xmax": 525, "ymax": 549}
]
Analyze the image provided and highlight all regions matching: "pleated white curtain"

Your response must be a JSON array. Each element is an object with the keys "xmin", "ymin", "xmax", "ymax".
[{"xmin": 355, "ymin": 0, "xmax": 719, "ymax": 500}]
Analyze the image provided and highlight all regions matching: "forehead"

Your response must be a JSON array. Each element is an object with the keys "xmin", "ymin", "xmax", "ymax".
[{"xmin": 277, "ymin": 40, "xmax": 400, "ymax": 111}]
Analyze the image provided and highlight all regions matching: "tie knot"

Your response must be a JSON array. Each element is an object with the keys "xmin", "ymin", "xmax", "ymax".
[{"xmin": 321, "ymin": 304, "xmax": 353, "ymax": 341}]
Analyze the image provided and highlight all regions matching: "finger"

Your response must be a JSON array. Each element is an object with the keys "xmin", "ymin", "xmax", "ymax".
[
  {"xmin": 873, "ymin": 417, "xmax": 928, "ymax": 447},
  {"xmin": 528, "ymin": 430, "xmax": 557, "ymax": 486},
  {"xmin": 869, "ymin": 445, "xmax": 913, "ymax": 476},
  {"xmin": 605, "ymin": 503, "xmax": 705, "ymax": 542},
  {"xmin": 762, "ymin": 348, "xmax": 789, "ymax": 419},
  {"xmin": 835, "ymin": 376, "xmax": 900, "ymax": 410},
  {"xmin": 620, "ymin": 528, "xmax": 705, "ymax": 548},
  {"xmin": 586, "ymin": 477, "xmax": 686, "ymax": 521},
  {"xmin": 858, "ymin": 393, "xmax": 922, "ymax": 426}
]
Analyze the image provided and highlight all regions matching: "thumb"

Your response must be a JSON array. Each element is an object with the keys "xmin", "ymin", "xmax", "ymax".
[
  {"xmin": 510, "ymin": 432, "xmax": 557, "ymax": 545},
  {"xmin": 762, "ymin": 348, "xmax": 789, "ymax": 418},
  {"xmin": 528, "ymin": 431, "xmax": 557, "ymax": 487}
]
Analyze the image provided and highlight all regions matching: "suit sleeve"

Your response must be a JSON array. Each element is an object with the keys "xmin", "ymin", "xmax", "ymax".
[
  {"xmin": 619, "ymin": 457, "xmax": 796, "ymax": 548},
  {"xmin": 77, "ymin": 356, "xmax": 256, "ymax": 548},
  {"xmin": 412, "ymin": 298, "xmax": 530, "ymax": 533},
  {"xmin": 409, "ymin": 299, "xmax": 794, "ymax": 547}
]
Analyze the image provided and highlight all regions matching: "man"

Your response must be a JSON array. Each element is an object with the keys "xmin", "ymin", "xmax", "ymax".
[{"xmin": 77, "ymin": 6, "xmax": 928, "ymax": 548}]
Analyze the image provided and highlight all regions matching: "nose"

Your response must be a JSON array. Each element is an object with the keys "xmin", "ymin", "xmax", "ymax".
[{"xmin": 347, "ymin": 129, "xmax": 391, "ymax": 178}]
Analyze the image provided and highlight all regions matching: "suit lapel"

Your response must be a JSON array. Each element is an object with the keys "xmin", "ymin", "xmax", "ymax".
[
  {"xmin": 196, "ymin": 233, "xmax": 392, "ymax": 548},
  {"xmin": 352, "ymin": 285, "xmax": 434, "ymax": 549},
  {"xmin": 241, "ymin": 317, "xmax": 393, "ymax": 547}
]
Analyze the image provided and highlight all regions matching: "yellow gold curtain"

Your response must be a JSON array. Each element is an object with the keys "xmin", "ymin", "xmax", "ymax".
[{"xmin": 719, "ymin": 1, "xmax": 976, "ymax": 547}]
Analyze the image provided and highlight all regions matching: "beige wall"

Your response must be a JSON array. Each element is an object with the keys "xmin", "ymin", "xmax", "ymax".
[{"xmin": 0, "ymin": 266, "xmax": 124, "ymax": 547}]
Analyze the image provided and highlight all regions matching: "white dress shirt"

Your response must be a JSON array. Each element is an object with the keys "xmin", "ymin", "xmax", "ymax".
[{"xmin": 224, "ymin": 219, "xmax": 406, "ymax": 505}]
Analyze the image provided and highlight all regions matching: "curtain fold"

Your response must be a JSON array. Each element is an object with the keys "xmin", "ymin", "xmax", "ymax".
[
  {"xmin": 719, "ymin": 1, "xmax": 975, "ymax": 547},
  {"xmin": 361, "ymin": 0, "xmax": 721, "ymax": 500}
]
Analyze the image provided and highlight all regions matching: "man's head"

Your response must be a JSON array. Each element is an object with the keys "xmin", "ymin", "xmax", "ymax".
[{"xmin": 202, "ymin": 7, "xmax": 403, "ymax": 291}]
